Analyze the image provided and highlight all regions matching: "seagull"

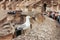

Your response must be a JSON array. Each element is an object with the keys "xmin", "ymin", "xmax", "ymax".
[
  {"xmin": 15, "ymin": 16, "xmax": 31, "ymax": 30},
  {"xmin": 15, "ymin": 16, "xmax": 31, "ymax": 36}
]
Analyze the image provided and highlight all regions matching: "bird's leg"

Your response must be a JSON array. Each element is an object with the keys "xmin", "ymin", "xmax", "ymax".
[
  {"xmin": 23, "ymin": 30, "xmax": 27, "ymax": 35},
  {"xmin": 30, "ymin": 24, "xmax": 32, "ymax": 29},
  {"xmin": 24, "ymin": 30, "xmax": 26, "ymax": 35},
  {"xmin": 21, "ymin": 29, "xmax": 24, "ymax": 35}
]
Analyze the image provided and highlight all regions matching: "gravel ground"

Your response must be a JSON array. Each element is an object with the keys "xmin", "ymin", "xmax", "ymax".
[{"xmin": 13, "ymin": 16, "xmax": 60, "ymax": 40}]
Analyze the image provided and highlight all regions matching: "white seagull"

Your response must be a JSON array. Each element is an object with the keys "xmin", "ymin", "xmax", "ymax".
[{"xmin": 15, "ymin": 16, "xmax": 31, "ymax": 31}]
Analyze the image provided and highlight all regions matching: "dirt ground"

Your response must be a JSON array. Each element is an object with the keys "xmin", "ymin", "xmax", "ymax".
[{"xmin": 13, "ymin": 16, "xmax": 60, "ymax": 40}]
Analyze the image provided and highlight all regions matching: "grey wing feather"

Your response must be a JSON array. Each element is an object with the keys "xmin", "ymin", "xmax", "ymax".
[{"xmin": 15, "ymin": 24, "xmax": 26, "ymax": 30}]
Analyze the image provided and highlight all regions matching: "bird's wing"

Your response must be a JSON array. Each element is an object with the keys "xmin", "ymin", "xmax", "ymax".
[
  {"xmin": 15, "ymin": 24, "xmax": 26, "ymax": 30},
  {"xmin": 22, "ymin": 24, "xmax": 30, "ymax": 30}
]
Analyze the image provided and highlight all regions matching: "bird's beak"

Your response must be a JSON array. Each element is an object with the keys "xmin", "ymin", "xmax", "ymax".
[{"xmin": 30, "ymin": 16, "xmax": 32, "ymax": 18}]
